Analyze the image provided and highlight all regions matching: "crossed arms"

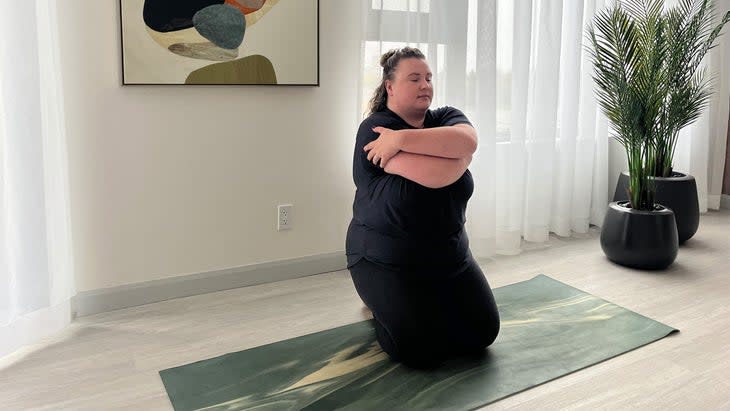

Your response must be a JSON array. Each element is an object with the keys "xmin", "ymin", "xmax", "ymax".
[{"xmin": 364, "ymin": 124, "xmax": 477, "ymax": 189}]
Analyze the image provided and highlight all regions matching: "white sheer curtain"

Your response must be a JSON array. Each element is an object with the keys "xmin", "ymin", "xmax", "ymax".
[
  {"xmin": 361, "ymin": 0, "xmax": 610, "ymax": 257},
  {"xmin": 671, "ymin": 0, "xmax": 730, "ymax": 212},
  {"xmin": 0, "ymin": 0, "xmax": 75, "ymax": 360}
]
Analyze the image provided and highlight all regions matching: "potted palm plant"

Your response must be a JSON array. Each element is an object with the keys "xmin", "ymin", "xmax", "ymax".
[
  {"xmin": 610, "ymin": 0, "xmax": 730, "ymax": 244},
  {"xmin": 588, "ymin": 0, "xmax": 681, "ymax": 269}
]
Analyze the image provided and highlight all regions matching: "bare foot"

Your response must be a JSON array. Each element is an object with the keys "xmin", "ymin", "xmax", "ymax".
[{"xmin": 361, "ymin": 305, "xmax": 373, "ymax": 319}]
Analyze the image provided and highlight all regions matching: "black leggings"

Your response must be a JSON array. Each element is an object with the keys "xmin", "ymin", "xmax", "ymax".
[{"xmin": 348, "ymin": 257, "xmax": 500, "ymax": 368}]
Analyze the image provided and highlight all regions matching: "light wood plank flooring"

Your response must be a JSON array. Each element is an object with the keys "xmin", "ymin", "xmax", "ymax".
[{"xmin": 1, "ymin": 210, "xmax": 729, "ymax": 410}]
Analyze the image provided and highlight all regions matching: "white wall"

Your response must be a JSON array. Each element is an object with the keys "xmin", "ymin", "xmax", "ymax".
[
  {"xmin": 608, "ymin": 140, "xmax": 626, "ymax": 199},
  {"xmin": 55, "ymin": 1, "xmax": 691, "ymax": 294},
  {"xmin": 57, "ymin": 0, "xmax": 361, "ymax": 292}
]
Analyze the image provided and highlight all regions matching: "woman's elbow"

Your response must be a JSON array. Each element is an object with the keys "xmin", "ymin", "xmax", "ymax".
[
  {"xmin": 426, "ymin": 164, "xmax": 470, "ymax": 188},
  {"xmin": 455, "ymin": 125, "xmax": 478, "ymax": 155},
  {"xmin": 463, "ymin": 134, "xmax": 477, "ymax": 155},
  {"xmin": 399, "ymin": 171, "xmax": 454, "ymax": 189},
  {"xmin": 427, "ymin": 175, "xmax": 461, "ymax": 189},
  {"xmin": 421, "ymin": 179, "xmax": 449, "ymax": 189}
]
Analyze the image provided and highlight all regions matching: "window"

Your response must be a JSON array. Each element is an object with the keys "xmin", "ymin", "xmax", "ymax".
[
  {"xmin": 363, "ymin": 0, "xmax": 514, "ymax": 142},
  {"xmin": 371, "ymin": 0, "xmax": 430, "ymax": 12}
]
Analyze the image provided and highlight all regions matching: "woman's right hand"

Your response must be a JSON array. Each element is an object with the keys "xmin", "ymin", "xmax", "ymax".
[{"xmin": 364, "ymin": 127, "xmax": 403, "ymax": 168}]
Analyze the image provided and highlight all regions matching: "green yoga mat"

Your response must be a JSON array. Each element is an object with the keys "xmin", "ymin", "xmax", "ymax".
[{"xmin": 160, "ymin": 275, "xmax": 677, "ymax": 410}]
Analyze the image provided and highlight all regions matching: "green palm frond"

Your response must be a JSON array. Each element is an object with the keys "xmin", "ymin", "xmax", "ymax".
[{"xmin": 587, "ymin": 0, "xmax": 729, "ymax": 209}]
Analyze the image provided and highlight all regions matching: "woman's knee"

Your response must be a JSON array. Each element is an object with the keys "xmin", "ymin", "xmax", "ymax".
[
  {"xmin": 457, "ymin": 314, "xmax": 501, "ymax": 353},
  {"xmin": 478, "ymin": 318, "xmax": 501, "ymax": 348},
  {"xmin": 377, "ymin": 324, "xmax": 448, "ymax": 367},
  {"xmin": 389, "ymin": 337, "xmax": 448, "ymax": 369}
]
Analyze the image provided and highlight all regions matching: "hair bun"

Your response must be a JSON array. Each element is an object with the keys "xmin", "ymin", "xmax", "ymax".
[{"xmin": 380, "ymin": 49, "xmax": 398, "ymax": 68}]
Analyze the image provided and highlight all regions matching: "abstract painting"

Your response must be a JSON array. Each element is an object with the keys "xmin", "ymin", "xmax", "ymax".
[{"xmin": 119, "ymin": 0, "xmax": 319, "ymax": 85}]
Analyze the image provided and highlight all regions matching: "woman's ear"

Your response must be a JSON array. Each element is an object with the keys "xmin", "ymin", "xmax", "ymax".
[{"xmin": 385, "ymin": 80, "xmax": 393, "ymax": 97}]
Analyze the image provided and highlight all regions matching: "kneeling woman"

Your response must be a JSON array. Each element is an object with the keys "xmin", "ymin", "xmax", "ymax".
[{"xmin": 346, "ymin": 47, "xmax": 500, "ymax": 368}]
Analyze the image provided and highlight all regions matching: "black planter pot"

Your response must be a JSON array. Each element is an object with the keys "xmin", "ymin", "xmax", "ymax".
[
  {"xmin": 613, "ymin": 171, "xmax": 699, "ymax": 244},
  {"xmin": 600, "ymin": 201, "xmax": 678, "ymax": 270}
]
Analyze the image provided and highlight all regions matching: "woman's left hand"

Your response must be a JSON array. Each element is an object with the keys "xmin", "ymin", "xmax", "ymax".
[{"xmin": 365, "ymin": 127, "xmax": 403, "ymax": 168}]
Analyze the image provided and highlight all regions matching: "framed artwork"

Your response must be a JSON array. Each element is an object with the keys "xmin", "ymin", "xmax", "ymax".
[{"xmin": 119, "ymin": 0, "xmax": 319, "ymax": 85}]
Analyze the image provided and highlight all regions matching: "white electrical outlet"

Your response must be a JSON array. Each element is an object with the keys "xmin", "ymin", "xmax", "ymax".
[{"xmin": 277, "ymin": 204, "xmax": 293, "ymax": 231}]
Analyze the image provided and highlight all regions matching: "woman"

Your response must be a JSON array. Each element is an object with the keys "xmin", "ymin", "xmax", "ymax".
[{"xmin": 346, "ymin": 47, "xmax": 500, "ymax": 368}]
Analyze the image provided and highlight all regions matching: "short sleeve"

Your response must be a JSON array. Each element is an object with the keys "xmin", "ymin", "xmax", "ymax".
[
  {"xmin": 352, "ymin": 111, "xmax": 412, "ymax": 184},
  {"xmin": 429, "ymin": 106, "xmax": 472, "ymax": 128},
  {"xmin": 353, "ymin": 117, "xmax": 387, "ymax": 183}
]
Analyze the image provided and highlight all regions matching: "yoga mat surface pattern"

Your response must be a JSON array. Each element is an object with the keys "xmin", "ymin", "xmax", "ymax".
[{"xmin": 160, "ymin": 275, "xmax": 677, "ymax": 410}]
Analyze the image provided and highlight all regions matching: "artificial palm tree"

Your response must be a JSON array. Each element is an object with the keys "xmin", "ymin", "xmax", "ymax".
[{"xmin": 588, "ymin": 0, "xmax": 730, "ymax": 210}]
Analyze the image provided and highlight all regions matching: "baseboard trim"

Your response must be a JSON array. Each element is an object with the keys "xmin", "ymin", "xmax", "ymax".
[
  {"xmin": 73, "ymin": 252, "xmax": 347, "ymax": 317},
  {"xmin": 721, "ymin": 194, "xmax": 730, "ymax": 210}
]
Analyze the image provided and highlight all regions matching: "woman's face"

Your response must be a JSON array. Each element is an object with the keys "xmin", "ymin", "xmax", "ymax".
[{"xmin": 385, "ymin": 57, "xmax": 433, "ymax": 116}]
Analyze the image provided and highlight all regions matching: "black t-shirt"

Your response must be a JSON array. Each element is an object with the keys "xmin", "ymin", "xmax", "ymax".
[{"xmin": 345, "ymin": 106, "xmax": 474, "ymax": 270}]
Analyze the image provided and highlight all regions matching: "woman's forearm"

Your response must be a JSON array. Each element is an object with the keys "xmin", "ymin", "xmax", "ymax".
[
  {"xmin": 398, "ymin": 124, "xmax": 477, "ymax": 159},
  {"xmin": 384, "ymin": 152, "xmax": 472, "ymax": 189}
]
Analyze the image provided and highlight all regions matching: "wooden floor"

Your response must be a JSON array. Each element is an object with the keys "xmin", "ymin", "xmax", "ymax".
[{"xmin": 1, "ymin": 210, "xmax": 729, "ymax": 410}]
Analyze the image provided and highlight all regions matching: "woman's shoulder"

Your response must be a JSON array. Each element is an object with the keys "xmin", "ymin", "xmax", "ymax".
[
  {"xmin": 428, "ymin": 105, "xmax": 466, "ymax": 117},
  {"xmin": 426, "ymin": 106, "xmax": 471, "ymax": 127},
  {"xmin": 359, "ymin": 109, "xmax": 403, "ymax": 130},
  {"xmin": 360, "ymin": 110, "xmax": 391, "ymax": 123}
]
